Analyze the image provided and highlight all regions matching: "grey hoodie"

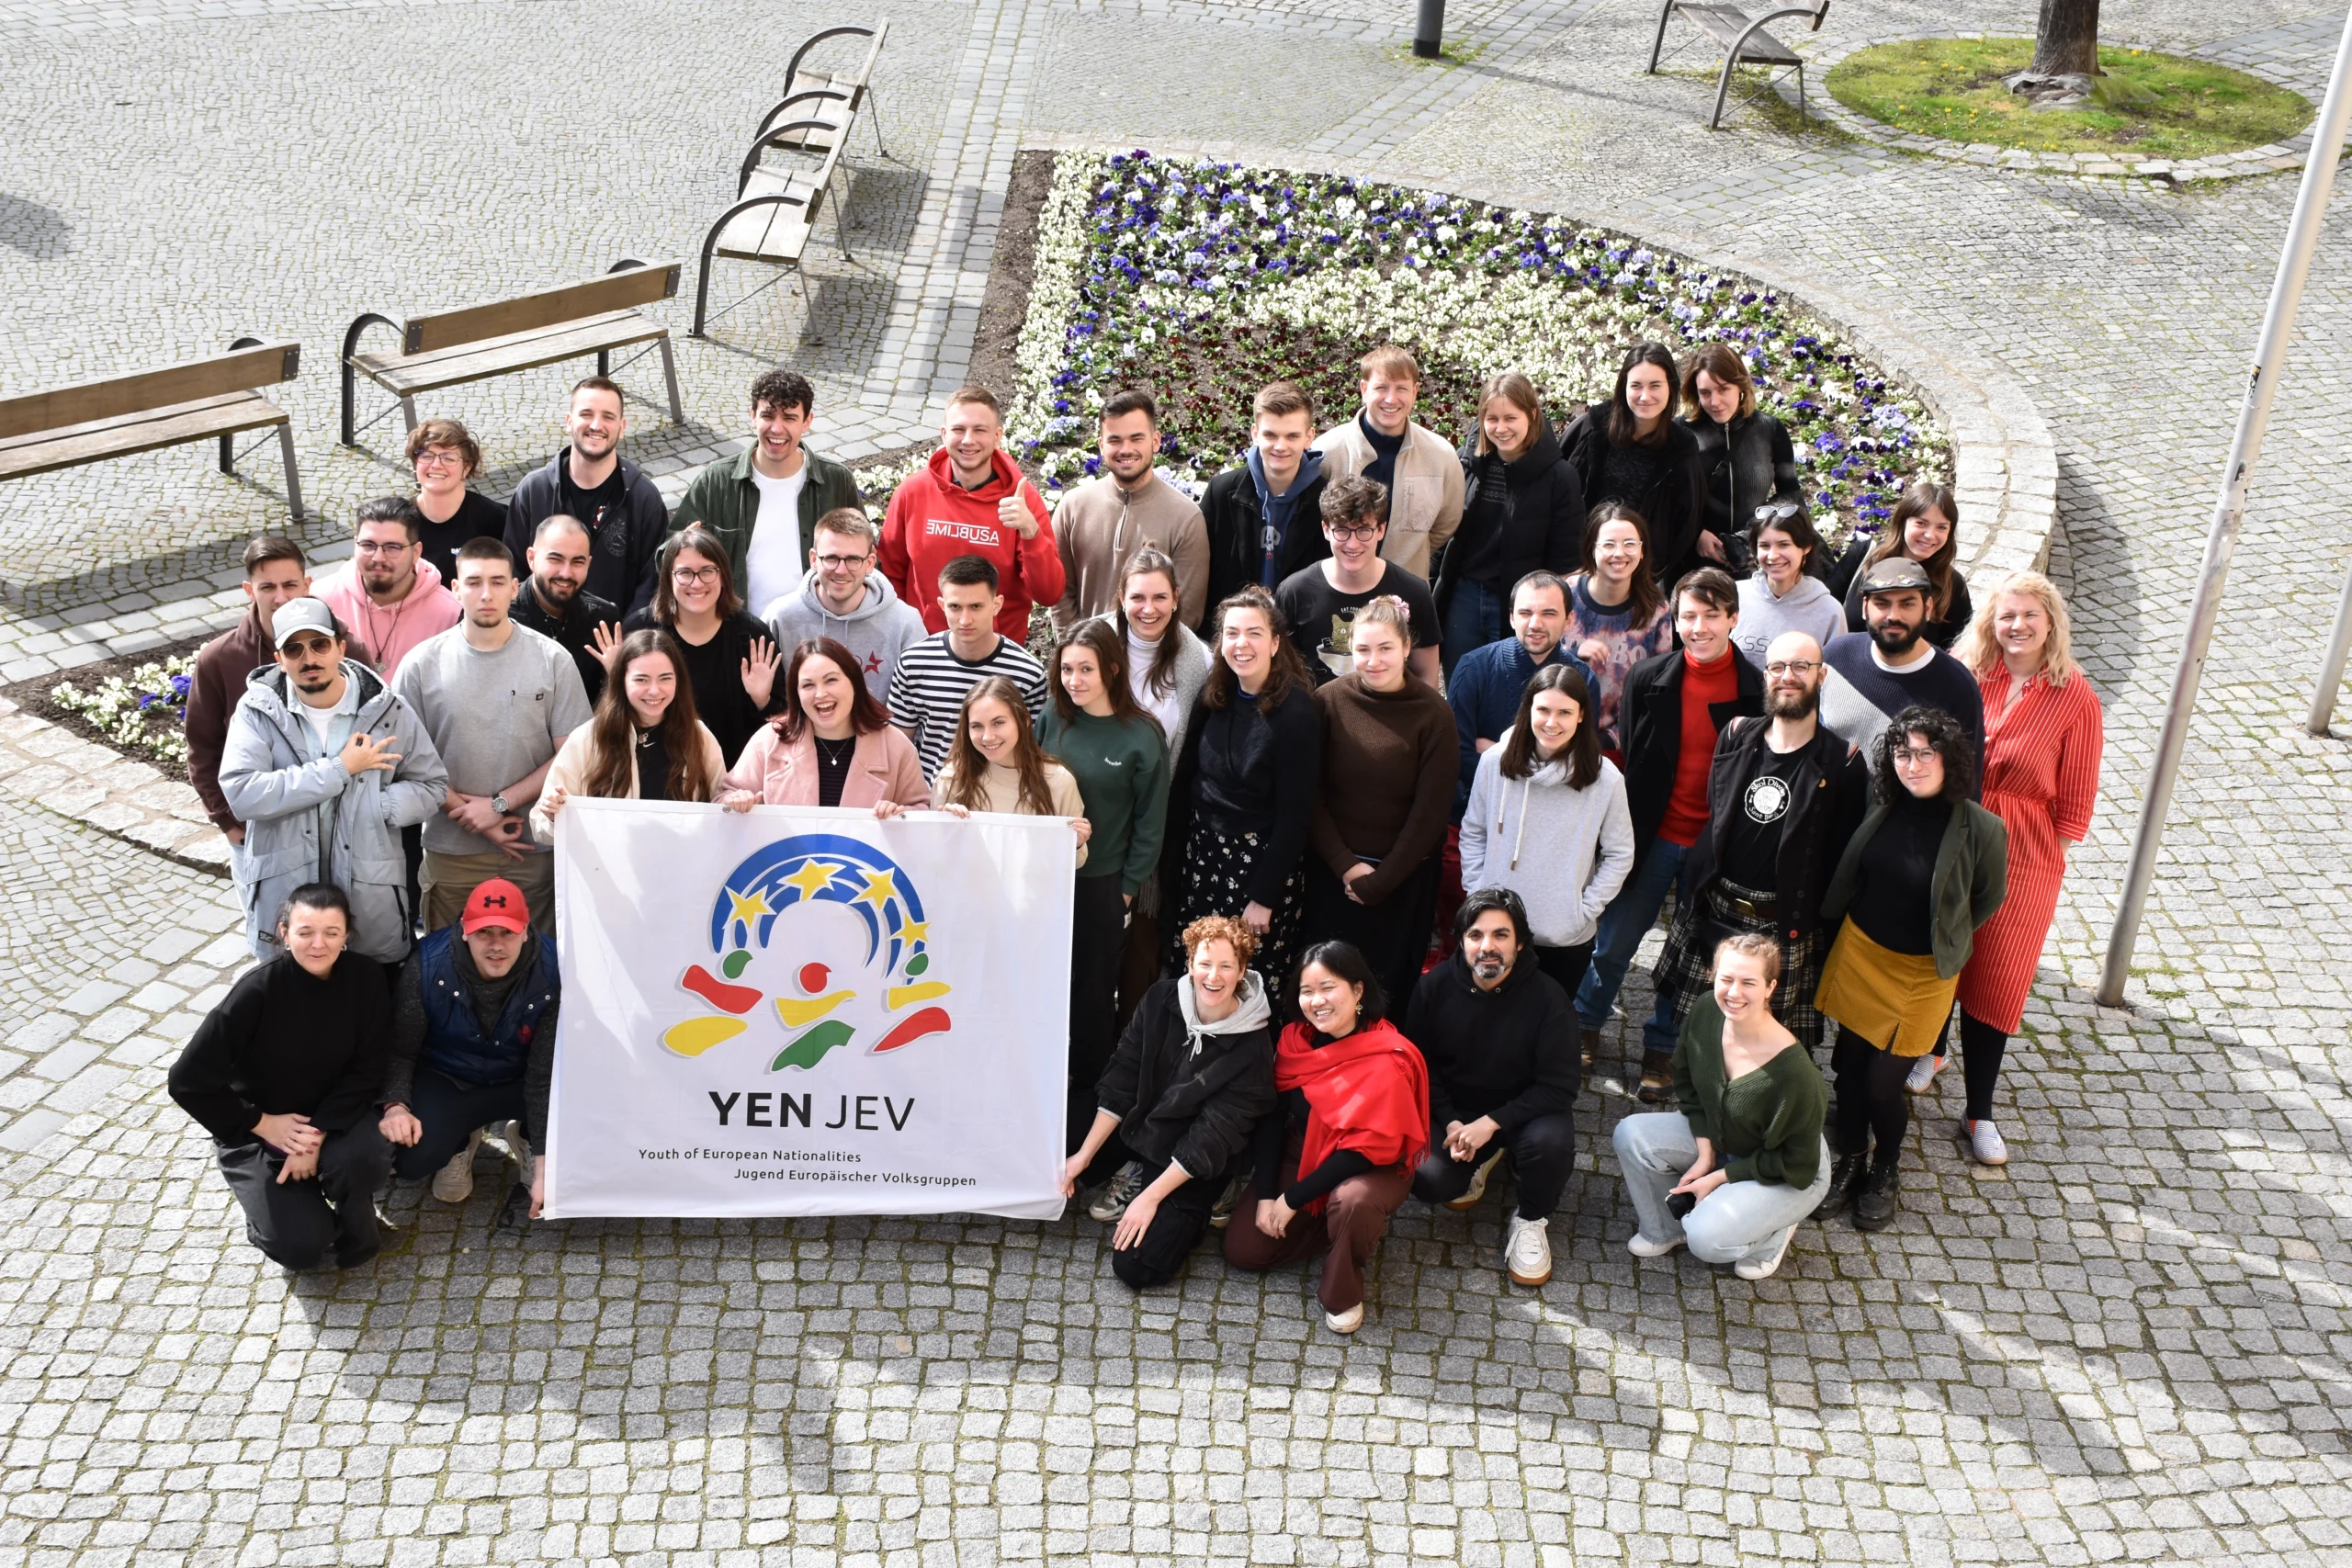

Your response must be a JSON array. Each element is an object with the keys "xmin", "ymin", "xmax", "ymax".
[
  {"xmin": 1459, "ymin": 743, "xmax": 1635, "ymax": 949},
  {"xmin": 1734, "ymin": 570, "xmax": 1845, "ymax": 669},
  {"xmin": 768, "ymin": 569, "xmax": 930, "ymax": 703},
  {"xmin": 220, "ymin": 660, "xmax": 448, "ymax": 964}
]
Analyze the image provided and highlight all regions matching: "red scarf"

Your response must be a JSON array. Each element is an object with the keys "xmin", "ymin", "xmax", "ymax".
[{"xmin": 1272, "ymin": 1018, "xmax": 1430, "ymax": 1213}]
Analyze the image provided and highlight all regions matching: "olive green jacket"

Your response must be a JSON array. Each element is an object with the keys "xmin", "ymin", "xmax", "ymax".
[
  {"xmin": 1821, "ymin": 795, "xmax": 2009, "ymax": 979},
  {"xmin": 668, "ymin": 446, "xmax": 864, "ymax": 592}
]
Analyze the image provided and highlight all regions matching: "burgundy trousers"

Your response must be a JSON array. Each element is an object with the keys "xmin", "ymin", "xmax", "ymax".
[{"xmin": 1222, "ymin": 1161, "xmax": 1412, "ymax": 1313}]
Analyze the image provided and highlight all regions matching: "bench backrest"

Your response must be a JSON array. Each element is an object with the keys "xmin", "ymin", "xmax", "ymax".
[
  {"xmin": 0, "ymin": 339, "xmax": 300, "ymax": 442},
  {"xmin": 401, "ymin": 262, "xmax": 683, "ymax": 355},
  {"xmin": 786, "ymin": 19, "xmax": 888, "ymax": 102}
]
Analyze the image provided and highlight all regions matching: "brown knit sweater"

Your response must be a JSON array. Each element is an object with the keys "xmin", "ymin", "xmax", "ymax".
[{"xmin": 1309, "ymin": 673, "xmax": 1456, "ymax": 905}]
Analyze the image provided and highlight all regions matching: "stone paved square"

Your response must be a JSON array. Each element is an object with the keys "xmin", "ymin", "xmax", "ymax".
[{"xmin": 2, "ymin": 0, "xmax": 2349, "ymax": 1562}]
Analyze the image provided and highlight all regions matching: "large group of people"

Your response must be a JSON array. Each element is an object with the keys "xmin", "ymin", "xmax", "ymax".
[{"xmin": 173, "ymin": 341, "xmax": 2105, "ymax": 1326}]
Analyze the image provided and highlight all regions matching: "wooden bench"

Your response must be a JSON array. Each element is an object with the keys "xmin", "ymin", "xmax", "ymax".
[
  {"xmin": 762, "ymin": 21, "xmax": 890, "ymax": 161},
  {"xmin": 0, "ymin": 336, "xmax": 306, "ymax": 520},
  {"xmin": 693, "ymin": 97, "xmax": 857, "ymax": 338},
  {"xmin": 340, "ymin": 260, "xmax": 685, "ymax": 446},
  {"xmin": 1647, "ymin": 0, "xmax": 1828, "ymax": 129}
]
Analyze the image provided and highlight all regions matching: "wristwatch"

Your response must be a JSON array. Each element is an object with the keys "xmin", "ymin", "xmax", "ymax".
[{"xmin": 492, "ymin": 793, "xmax": 512, "ymax": 817}]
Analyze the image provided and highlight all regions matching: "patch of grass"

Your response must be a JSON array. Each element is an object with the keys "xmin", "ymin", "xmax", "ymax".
[
  {"xmin": 1661, "ymin": 65, "xmax": 1857, "ymax": 143},
  {"xmin": 1826, "ymin": 37, "xmax": 2312, "ymax": 159},
  {"xmin": 1390, "ymin": 38, "xmax": 1486, "ymax": 67}
]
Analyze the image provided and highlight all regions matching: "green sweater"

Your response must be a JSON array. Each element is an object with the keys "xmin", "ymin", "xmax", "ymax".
[
  {"xmin": 1036, "ymin": 706, "xmax": 1170, "ymax": 894},
  {"xmin": 669, "ymin": 446, "xmax": 864, "ymax": 594},
  {"xmin": 1672, "ymin": 993, "xmax": 1826, "ymax": 1189}
]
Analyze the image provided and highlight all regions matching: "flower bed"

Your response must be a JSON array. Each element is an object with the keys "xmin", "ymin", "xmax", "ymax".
[
  {"xmin": 992, "ymin": 150, "xmax": 1949, "ymax": 542},
  {"xmin": 48, "ymin": 654, "xmax": 195, "ymax": 769}
]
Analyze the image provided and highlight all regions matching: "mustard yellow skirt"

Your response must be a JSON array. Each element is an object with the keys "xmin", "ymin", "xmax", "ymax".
[{"xmin": 1815, "ymin": 918, "xmax": 1955, "ymax": 1058}]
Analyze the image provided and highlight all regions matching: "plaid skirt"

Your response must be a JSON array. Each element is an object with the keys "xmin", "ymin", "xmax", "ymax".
[
  {"xmin": 1651, "ymin": 878, "xmax": 1826, "ymax": 1046},
  {"xmin": 1168, "ymin": 821, "xmax": 1308, "ymax": 1003}
]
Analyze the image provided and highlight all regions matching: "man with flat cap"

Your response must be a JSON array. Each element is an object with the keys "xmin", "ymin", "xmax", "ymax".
[{"xmin": 1820, "ymin": 555, "xmax": 1984, "ymax": 786}]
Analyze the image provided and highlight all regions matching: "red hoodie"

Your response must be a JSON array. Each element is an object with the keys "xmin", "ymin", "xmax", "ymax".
[{"xmin": 879, "ymin": 448, "xmax": 1064, "ymax": 640}]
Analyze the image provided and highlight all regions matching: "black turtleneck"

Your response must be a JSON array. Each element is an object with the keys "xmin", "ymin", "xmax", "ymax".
[
  {"xmin": 1849, "ymin": 791, "xmax": 1953, "ymax": 956},
  {"xmin": 170, "ymin": 953, "xmax": 390, "ymax": 1144}
]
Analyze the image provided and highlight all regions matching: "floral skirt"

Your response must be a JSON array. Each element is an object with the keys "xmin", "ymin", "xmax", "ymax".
[{"xmin": 1168, "ymin": 821, "xmax": 1307, "ymax": 1006}]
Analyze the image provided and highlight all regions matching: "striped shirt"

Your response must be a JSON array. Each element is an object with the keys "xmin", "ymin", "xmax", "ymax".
[{"xmin": 886, "ymin": 632, "xmax": 1049, "ymax": 781}]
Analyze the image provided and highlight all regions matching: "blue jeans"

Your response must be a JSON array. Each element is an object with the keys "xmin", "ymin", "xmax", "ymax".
[
  {"xmin": 1440, "ymin": 579, "xmax": 1507, "ymax": 682},
  {"xmin": 1576, "ymin": 838, "xmax": 1685, "ymax": 1053},
  {"xmin": 1612, "ymin": 1111, "xmax": 1831, "ymax": 1265}
]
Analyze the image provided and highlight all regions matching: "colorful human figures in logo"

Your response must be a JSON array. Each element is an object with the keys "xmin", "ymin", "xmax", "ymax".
[{"xmin": 662, "ymin": 834, "xmax": 953, "ymax": 1069}]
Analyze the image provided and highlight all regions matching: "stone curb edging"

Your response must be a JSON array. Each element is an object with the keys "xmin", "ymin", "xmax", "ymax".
[
  {"xmin": 1022, "ymin": 137, "xmax": 2061, "ymax": 585},
  {"xmin": 1797, "ymin": 30, "xmax": 2331, "ymax": 184},
  {"xmin": 0, "ymin": 695, "xmax": 232, "ymax": 875}
]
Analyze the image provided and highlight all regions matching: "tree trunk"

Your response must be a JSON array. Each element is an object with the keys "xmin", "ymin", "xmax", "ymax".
[{"xmin": 2030, "ymin": 0, "xmax": 2100, "ymax": 78}]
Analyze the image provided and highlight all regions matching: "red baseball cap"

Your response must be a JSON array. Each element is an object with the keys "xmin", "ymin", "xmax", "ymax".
[{"xmin": 460, "ymin": 878, "xmax": 531, "ymax": 935}]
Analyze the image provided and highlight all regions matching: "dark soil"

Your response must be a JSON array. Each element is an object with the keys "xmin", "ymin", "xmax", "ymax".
[
  {"xmin": 968, "ymin": 148, "xmax": 1057, "ymax": 404},
  {"xmin": 2, "ymin": 631, "xmax": 212, "ymax": 783}
]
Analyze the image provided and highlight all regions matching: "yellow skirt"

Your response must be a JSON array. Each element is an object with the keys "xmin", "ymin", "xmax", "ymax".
[{"xmin": 1815, "ymin": 917, "xmax": 1956, "ymax": 1058}]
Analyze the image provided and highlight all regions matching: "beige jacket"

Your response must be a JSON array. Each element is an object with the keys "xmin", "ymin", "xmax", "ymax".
[
  {"xmin": 930, "ymin": 757, "xmax": 1089, "ymax": 870},
  {"xmin": 1048, "ymin": 470, "xmax": 1211, "ymax": 634},
  {"xmin": 531, "ymin": 717, "xmax": 728, "ymax": 843},
  {"xmin": 1314, "ymin": 414, "xmax": 1464, "ymax": 580}
]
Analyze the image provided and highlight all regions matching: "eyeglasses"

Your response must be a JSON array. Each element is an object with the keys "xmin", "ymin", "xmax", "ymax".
[
  {"xmin": 355, "ymin": 540, "xmax": 413, "ymax": 556},
  {"xmin": 280, "ymin": 637, "xmax": 337, "ymax": 659},
  {"xmin": 672, "ymin": 566, "xmax": 721, "ymax": 586},
  {"xmin": 814, "ymin": 553, "xmax": 871, "ymax": 570},
  {"xmin": 1763, "ymin": 660, "xmax": 1820, "ymax": 676},
  {"xmin": 1892, "ymin": 747, "xmax": 1939, "ymax": 765},
  {"xmin": 413, "ymin": 449, "xmax": 466, "ymax": 470},
  {"xmin": 1327, "ymin": 523, "xmax": 1382, "ymax": 539}
]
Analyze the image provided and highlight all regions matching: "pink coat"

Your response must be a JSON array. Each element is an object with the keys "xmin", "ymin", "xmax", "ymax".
[
  {"xmin": 722, "ymin": 724, "xmax": 931, "ymax": 810},
  {"xmin": 317, "ymin": 558, "xmax": 462, "ymax": 678}
]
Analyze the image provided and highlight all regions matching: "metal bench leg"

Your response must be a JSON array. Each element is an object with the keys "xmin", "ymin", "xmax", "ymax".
[
  {"xmin": 219, "ymin": 432, "xmax": 237, "ymax": 477},
  {"xmin": 1647, "ymin": 0, "xmax": 1677, "ymax": 72},
  {"xmin": 865, "ymin": 86, "xmax": 888, "ymax": 158},
  {"xmin": 400, "ymin": 398, "xmax": 419, "ymax": 435},
  {"xmin": 1711, "ymin": 51, "xmax": 1736, "ymax": 128},
  {"xmin": 831, "ymin": 165, "xmax": 855, "ymax": 259},
  {"xmin": 1795, "ymin": 61, "xmax": 1806, "ymax": 124},
  {"xmin": 658, "ymin": 336, "xmax": 685, "ymax": 427},
  {"xmin": 277, "ymin": 423, "xmax": 306, "ymax": 523}
]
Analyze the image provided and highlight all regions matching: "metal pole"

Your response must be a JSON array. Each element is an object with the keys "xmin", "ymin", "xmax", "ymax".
[
  {"xmin": 2307, "ymin": 558, "xmax": 2352, "ymax": 732},
  {"xmin": 1414, "ymin": 0, "xmax": 1445, "ymax": 58},
  {"xmin": 2099, "ymin": 5, "xmax": 2352, "ymax": 1007}
]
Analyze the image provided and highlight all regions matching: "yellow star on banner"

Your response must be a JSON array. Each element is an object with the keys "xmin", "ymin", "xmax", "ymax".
[
  {"xmin": 782, "ymin": 859, "xmax": 839, "ymax": 902},
  {"xmin": 728, "ymin": 886, "xmax": 774, "ymax": 929},
  {"xmin": 852, "ymin": 869, "xmax": 899, "ymax": 911},
  {"xmin": 895, "ymin": 918, "xmax": 930, "ymax": 948}
]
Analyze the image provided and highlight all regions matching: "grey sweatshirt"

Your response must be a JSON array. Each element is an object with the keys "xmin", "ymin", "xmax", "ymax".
[
  {"xmin": 769, "ymin": 570, "xmax": 930, "ymax": 704},
  {"xmin": 1459, "ymin": 744, "xmax": 1636, "ymax": 948},
  {"xmin": 1733, "ymin": 570, "xmax": 1846, "ymax": 668}
]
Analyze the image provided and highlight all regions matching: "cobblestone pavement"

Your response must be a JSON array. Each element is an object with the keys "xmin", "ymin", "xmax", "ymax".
[{"xmin": 5, "ymin": 0, "xmax": 2352, "ymax": 1563}]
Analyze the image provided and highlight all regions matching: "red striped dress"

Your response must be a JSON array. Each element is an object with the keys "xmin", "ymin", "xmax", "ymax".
[{"xmin": 1955, "ymin": 667, "xmax": 2104, "ymax": 1033}]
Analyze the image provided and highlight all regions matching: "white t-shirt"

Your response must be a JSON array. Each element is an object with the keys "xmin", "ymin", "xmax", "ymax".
[
  {"xmin": 295, "ymin": 698, "xmax": 341, "ymax": 748},
  {"xmin": 746, "ymin": 467, "xmax": 808, "ymax": 620}
]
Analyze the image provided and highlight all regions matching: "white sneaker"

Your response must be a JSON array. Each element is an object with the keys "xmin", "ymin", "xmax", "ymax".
[
  {"xmin": 1504, "ymin": 1214, "xmax": 1553, "ymax": 1287},
  {"xmin": 1324, "ymin": 1303, "xmax": 1364, "ymax": 1334},
  {"xmin": 496, "ymin": 1119, "xmax": 530, "ymax": 1166},
  {"xmin": 1445, "ymin": 1146, "xmax": 1507, "ymax": 1212},
  {"xmin": 1086, "ymin": 1161, "xmax": 1147, "ymax": 1223},
  {"xmin": 1733, "ymin": 1224, "xmax": 1793, "ymax": 1280},
  {"xmin": 431, "ymin": 1128, "xmax": 484, "ymax": 1203},
  {"xmin": 1961, "ymin": 1118, "xmax": 2008, "ymax": 1166},
  {"xmin": 1905, "ymin": 1054, "xmax": 1944, "ymax": 1094},
  {"xmin": 1625, "ymin": 1231, "xmax": 1685, "ymax": 1258}
]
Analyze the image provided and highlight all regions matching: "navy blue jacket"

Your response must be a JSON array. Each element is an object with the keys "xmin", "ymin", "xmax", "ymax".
[
  {"xmin": 1446, "ymin": 636, "xmax": 1595, "ymax": 820},
  {"xmin": 416, "ymin": 926, "xmax": 560, "ymax": 1088}
]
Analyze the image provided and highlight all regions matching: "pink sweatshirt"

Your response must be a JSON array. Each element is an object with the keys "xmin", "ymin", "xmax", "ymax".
[{"xmin": 317, "ymin": 558, "xmax": 463, "ymax": 677}]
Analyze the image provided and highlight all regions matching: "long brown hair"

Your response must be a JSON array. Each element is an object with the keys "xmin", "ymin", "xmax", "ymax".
[
  {"xmin": 1577, "ymin": 502, "xmax": 1664, "ymax": 626},
  {"xmin": 1200, "ymin": 585, "xmax": 1311, "ymax": 711},
  {"xmin": 1052, "ymin": 619, "xmax": 1159, "ymax": 737},
  {"xmin": 651, "ymin": 526, "xmax": 745, "ymax": 623},
  {"xmin": 1678, "ymin": 341, "xmax": 1757, "ymax": 422},
  {"xmin": 584, "ymin": 629, "xmax": 713, "ymax": 802},
  {"xmin": 1474, "ymin": 371, "xmax": 1545, "ymax": 458},
  {"xmin": 1498, "ymin": 662, "xmax": 1601, "ymax": 788},
  {"xmin": 1605, "ymin": 342, "xmax": 1680, "ymax": 446},
  {"xmin": 1114, "ymin": 547, "xmax": 1186, "ymax": 703},
  {"xmin": 1865, "ymin": 480, "xmax": 1960, "ymax": 619},
  {"xmin": 773, "ymin": 636, "xmax": 888, "ymax": 745},
  {"xmin": 939, "ymin": 676, "xmax": 1058, "ymax": 816}
]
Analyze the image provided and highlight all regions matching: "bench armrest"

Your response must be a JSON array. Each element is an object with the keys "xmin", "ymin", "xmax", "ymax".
[
  {"xmin": 784, "ymin": 25, "xmax": 876, "ymax": 95},
  {"xmin": 339, "ymin": 311, "xmax": 402, "ymax": 446},
  {"xmin": 741, "ymin": 120, "xmax": 843, "ymax": 193}
]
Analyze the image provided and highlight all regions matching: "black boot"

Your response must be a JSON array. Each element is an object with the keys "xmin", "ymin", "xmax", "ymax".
[
  {"xmin": 1812, "ymin": 1154, "xmax": 1864, "ymax": 1222},
  {"xmin": 1635, "ymin": 1049, "xmax": 1675, "ymax": 1104},
  {"xmin": 1853, "ymin": 1160, "xmax": 1902, "ymax": 1231}
]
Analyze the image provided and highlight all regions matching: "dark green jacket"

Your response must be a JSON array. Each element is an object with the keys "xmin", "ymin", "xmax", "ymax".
[
  {"xmin": 1036, "ymin": 706, "xmax": 1170, "ymax": 896},
  {"xmin": 1672, "ymin": 993, "xmax": 1825, "ymax": 1189},
  {"xmin": 1821, "ymin": 795, "xmax": 2008, "ymax": 979},
  {"xmin": 669, "ymin": 446, "xmax": 864, "ymax": 592}
]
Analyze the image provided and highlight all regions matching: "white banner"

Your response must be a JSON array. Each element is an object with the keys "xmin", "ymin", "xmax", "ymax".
[{"xmin": 546, "ymin": 799, "xmax": 1074, "ymax": 1220}]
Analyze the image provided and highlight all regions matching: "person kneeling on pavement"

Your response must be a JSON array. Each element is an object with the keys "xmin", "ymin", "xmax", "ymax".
[
  {"xmin": 1613, "ymin": 931, "xmax": 1828, "ymax": 1281},
  {"xmin": 378, "ymin": 877, "xmax": 559, "ymax": 1205},
  {"xmin": 169, "ymin": 883, "xmax": 395, "ymax": 1271},
  {"xmin": 1406, "ymin": 887, "xmax": 1580, "ymax": 1289},
  {"xmin": 1065, "ymin": 915, "xmax": 1275, "ymax": 1289}
]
